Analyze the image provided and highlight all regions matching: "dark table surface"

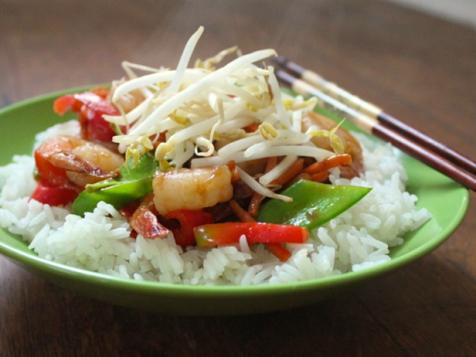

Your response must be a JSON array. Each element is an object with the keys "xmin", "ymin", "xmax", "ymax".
[{"xmin": 1, "ymin": 0, "xmax": 475, "ymax": 355}]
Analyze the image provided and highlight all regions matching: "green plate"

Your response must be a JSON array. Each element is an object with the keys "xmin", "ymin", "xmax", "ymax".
[{"xmin": 0, "ymin": 88, "xmax": 469, "ymax": 315}]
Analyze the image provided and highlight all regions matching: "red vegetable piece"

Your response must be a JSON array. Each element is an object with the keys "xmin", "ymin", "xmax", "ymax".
[
  {"xmin": 194, "ymin": 223, "xmax": 248, "ymax": 247},
  {"xmin": 130, "ymin": 205, "xmax": 170, "ymax": 239},
  {"xmin": 90, "ymin": 87, "xmax": 110, "ymax": 99},
  {"xmin": 247, "ymin": 223, "xmax": 308, "ymax": 244},
  {"xmin": 53, "ymin": 95, "xmax": 80, "ymax": 115},
  {"xmin": 77, "ymin": 95, "xmax": 118, "ymax": 142},
  {"xmin": 119, "ymin": 201, "xmax": 141, "ymax": 219},
  {"xmin": 53, "ymin": 91, "xmax": 118, "ymax": 142},
  {"xmin": 31, "ymin": 182, "xmax": 79, "ymax": 206},
  {"xmin": 266, "ymin": 243, "xmax": 291, "ymax": 262},
  {"xmin": 194, "ymin": 222, "xmax": 308, "ymax": 248},
  {"xmin": 166, "ymin": 210, "xmax": 213, "ymax": 248}
]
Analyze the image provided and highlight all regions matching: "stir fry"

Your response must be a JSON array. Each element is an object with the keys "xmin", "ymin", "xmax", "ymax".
[{"xmin": 31, "ymin": 27, "xmax": 371, "ymax": 261}]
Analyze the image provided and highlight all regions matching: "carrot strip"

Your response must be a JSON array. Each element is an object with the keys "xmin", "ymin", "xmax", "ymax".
[
  {"xmin": 265, "ymin": 156, "xmax": 278, "ymax": 171},
  {"xmin": 297, "ymin": 172, "xmax": 311, "ymax": 181},
  {"xmin": 151, "ymin": 132, "xmax": 167, "ymax": 147},
  {"xmin": 234, "ymin": 156, "xmax": 293, "ymax": 260},
  {"xmin": 267, "ymin": 243, "xmax": 291, "ymax": 262},
  {"xmin": 272, "ymin": 158, "xmax": 304, "ymax": 186},
  {"xmin": 227, "ymin": 161, "xmax": 240, "ymax": 182},
  {"xmin": 231, "ymin": 196, "xmax": 292, "ymax": 261},
  {"xmin": 248, "ymin": 157, "xmax": 279, "ymax": 216},
  {"xmin": 310, "ymin": 171, "xmax": 329, "ymax": 182},
  {"xmin": 244, "ymin": 123, "xmax": 259, "ymax": 133},
  {"xmin": 289, "ymin": 172, "xmax": 311, "ymax": 186},
  {"xmin": 304, "ymin": 154, "xmax": 352, "ymax": 175},
  {"xmin": 248, "ymin": 193, "xmax": 264, "ymax": 217},
  {"xmin": 227, "ymin": 160, "xmax": 236, "ymax": 171},
  {"xmin": 230, "ymin": 200, "xmax": 256, "ymax": 222}
]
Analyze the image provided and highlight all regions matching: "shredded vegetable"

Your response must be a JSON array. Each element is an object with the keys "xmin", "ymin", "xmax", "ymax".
[{"xmin": 105, "ymin": 27, "xmax": 338, "ymax": 201}]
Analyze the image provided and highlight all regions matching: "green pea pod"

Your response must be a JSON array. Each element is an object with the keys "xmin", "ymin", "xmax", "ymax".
[
  {"xmin": 120, "ymin": 152, "xmax": 157, "ymax": 180},
  {"xmin": 71, "ymin": 177, "xmax": 153, "ymax": 215},
  {"xmin": 258, "ymin": 180, "xmax": 371, "ymax": 229},
  {"xmin": 71, "ymin": 153, "xmax": 157, "ymax": 215}
]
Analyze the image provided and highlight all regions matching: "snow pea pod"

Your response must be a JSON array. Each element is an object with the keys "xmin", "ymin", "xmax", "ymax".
[
  {"xmin": 257, "ymin": 180, "xmax": 371, "ymax": 229},
  {"xmin": 72, "ymin": 153, "xmax": 157, "ymax": 215}
]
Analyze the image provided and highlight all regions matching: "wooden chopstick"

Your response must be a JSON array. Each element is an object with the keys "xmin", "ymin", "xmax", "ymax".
[
  {"xmin": 273, "ymin": 56, "xmax": 476, "ymax": 176},
  {"xmin": 275, "ymin": 69, "xmax": 476, "ymax": 191}
]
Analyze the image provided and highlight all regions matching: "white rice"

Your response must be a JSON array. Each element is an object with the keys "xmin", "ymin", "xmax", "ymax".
[{"xmin": 0, "ymin": 122, "xmax": 431, "ymax": 285}]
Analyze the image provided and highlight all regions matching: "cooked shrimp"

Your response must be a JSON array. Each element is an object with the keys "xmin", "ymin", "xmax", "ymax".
[
  {"xmin": 71, "ymin": 142, "xmax": 124, "ymax": 173},
  {"xmin": 35, "ymin": 135, "xmax": 124, "ymax": 187},
  {"xmin": 153, "ymin": 165, "xmax": 233, "ymax": 215},
  {"xmin": 303, "ymin": 112, "xmax": 363, "ymax": 178}
]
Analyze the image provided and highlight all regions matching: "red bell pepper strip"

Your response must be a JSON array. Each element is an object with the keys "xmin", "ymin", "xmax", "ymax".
[
  {"xmin": 166, "ymin": 210, "xmax": 213, "ymax": 248},
  {"xmin": 53, "ymin": 90, "xmax": 118, "ymax": 142},
  {"xmin": 228, "ymin": 200, "xmax": 292, "ymax": 261},
  {"xmin": 53, "ymin": 95, "xmax": 82, "ymax": 115},
  {"xmin": 31, "ymin": 181, "xmax": 79, "ymax": 206},
  {"xmin": 53, "ymin": 88, "xmax": 108, "ymax": 115},
  {"xmin": 194, "ymin": 222, "xmax": 308, "ymax": 248}
]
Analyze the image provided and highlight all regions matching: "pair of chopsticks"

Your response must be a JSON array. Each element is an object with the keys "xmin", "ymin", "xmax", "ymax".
[{"xmin": 272, "ymin": 56, "xmax": 476, "ymax": 191}]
